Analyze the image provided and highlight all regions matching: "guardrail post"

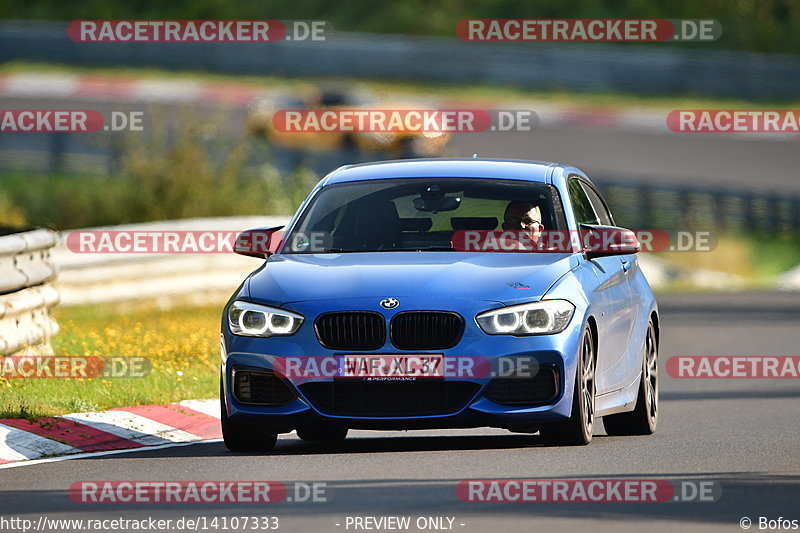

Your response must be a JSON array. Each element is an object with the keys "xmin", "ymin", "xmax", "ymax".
[{"xmin": 48, "ymin": 132, "xmax": 66, "ymax": 173}]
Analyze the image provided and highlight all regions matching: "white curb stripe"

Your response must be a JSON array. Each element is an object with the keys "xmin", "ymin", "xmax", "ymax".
[
  {"xmin": 0, "ymin": 423, "xmax": 79, "ymax": 461},
  {"xmin": 62, "ymin": 411, "xmax": 199, "ymax": 445},
  {"xmin": 0, "ymin": 439, "xmax": 223, "ymax": 470},
  {"xmin": 0, "ymin": 426, "xmax": 31, "ymax": 462},
  {"xmin": 2, "ymin": 73, "xmax": 79, "ymax": 98},
  {"xmin": 132, "ymin": 80, "xmax": 202, "ymax": 103},
  {"xmin": 179, "ymin": 399, "xmax": 221, "ymax": 419}
]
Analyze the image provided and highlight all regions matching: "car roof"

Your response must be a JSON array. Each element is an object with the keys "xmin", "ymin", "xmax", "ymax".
[{"xmin": 321, "ymin": 158, "xmax": 561, "ymax": 186}]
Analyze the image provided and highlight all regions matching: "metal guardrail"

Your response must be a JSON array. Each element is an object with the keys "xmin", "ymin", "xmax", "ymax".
[
  {"xmin": 52, "ymin": 217, "xmax": 286, "ymax": 306},
  {"xmin": 597, "ymin": 178, "xmax": 800, "ymax": 235},
  {"xmin": 0, "ymin": 229, "xmax": 60, "ymax": 355}
]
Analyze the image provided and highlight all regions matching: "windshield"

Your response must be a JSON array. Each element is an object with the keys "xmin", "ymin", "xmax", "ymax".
[{"xmin": 282, "ymin": 177, "xmax": 567, "ymax": 253}]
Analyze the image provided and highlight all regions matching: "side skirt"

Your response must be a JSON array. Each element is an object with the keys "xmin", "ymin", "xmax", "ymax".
[{"xmin": 595, "ymin": 371, "xmax": 641, "ymax": 417}]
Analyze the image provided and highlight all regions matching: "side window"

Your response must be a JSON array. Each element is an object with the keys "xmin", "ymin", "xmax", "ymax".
[
  {"xmin": 581, "ymin": 183, "xmax": 613, "ymax": 226},
  {"xmin": 568, "ymin": 179, "xmax": 599, "ymax": 225}
]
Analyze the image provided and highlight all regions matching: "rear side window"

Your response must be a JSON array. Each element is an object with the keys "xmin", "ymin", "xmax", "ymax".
[
  {"xmin": 568, "ymin": 179, "xmax": 599, "ymax": 225},
  {"xmin": 581, "ymin": 183, "xmax": 613, "ymax": 226}
]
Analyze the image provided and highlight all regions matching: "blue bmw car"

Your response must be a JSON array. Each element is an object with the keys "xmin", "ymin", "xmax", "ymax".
[{"xmin": 220, "ymin": 158, "xmax": 659, "ymax": 449}]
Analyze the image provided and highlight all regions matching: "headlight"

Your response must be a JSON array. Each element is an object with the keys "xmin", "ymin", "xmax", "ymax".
[
  {"xmin": 228, "ymin": 301, "xmax": 304, "ymax": 337},
  {"xmin": 476, "ymin": 300, "xmax": 575, "ymax": 336}
]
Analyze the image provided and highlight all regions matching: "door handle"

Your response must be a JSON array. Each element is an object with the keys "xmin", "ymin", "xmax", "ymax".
[{"xmin": 621, "ymin": 259, "xmax": 631, "ymax": 273}]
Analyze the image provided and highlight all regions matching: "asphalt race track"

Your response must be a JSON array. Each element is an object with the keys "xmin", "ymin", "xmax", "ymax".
[
  {"xmin": 1, "ymin": 291, "xmax": 798, "ymax": 533},
  {"xmin": 449, "ymin": 126, "xmax": 800, "ymax": 193}
]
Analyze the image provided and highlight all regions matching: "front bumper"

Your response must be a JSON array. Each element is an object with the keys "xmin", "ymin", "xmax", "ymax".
[{"xmin": 220, "ymin": 310, "xmax": 585, "ymax": 432}]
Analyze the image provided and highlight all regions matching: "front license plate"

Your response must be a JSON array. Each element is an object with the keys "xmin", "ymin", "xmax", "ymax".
[{"xmin": 337, "ymin": 354, "xmax": 444, "ymax": 380}]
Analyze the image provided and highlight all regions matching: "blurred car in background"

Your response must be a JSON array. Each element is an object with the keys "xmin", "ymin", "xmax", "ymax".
[{"xmin": 246, "ymin": 84, "xmax": 450, "ymax": 159}]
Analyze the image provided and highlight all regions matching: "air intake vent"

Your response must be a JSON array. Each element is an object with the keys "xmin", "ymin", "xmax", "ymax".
[
  {"xmin": 299, "ymin": 380, "xmax": 479, "ymax": 416},
  {"xmin": 233, "ymin": 369, "xmax": 296, "ymax": 406},
  {"xmin": 484, "ymin": 364, "xmax": 560, "ymax": 406}
]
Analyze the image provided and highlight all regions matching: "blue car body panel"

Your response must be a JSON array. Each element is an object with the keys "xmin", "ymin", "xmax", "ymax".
[{"xmin": 221, "ymin": 158, "xmax": 658, "ymax": 431}]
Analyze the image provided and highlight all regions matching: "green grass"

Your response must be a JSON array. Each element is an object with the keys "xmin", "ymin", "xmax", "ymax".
[
  {"xmin": 742, "ymin": 234, "xmax": 800, "ymax": 283},
  {"xmin": 0, "ymin": 303, "xmax": 222, "ymax": 420},
  {"xmin": 654, "ymin": 233, "xmax": 800, "ymax": 289},
  {"xmin": 0, "ymin": 143, "xmax": 319, "ymax": 230}
]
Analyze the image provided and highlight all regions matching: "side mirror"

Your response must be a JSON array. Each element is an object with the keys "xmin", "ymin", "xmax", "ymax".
[
  {"xmin": 234, "ymin": 226, "xmax": 284, "ymax": 258},
  {"xmin": 580, "ymin": 224, "xmax": 640, "ymax": 259}
]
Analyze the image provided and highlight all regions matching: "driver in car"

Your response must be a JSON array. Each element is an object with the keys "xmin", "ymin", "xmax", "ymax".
[{"xmin": 500, "ymin": 201, "xmax": 544, "ymax": 251}]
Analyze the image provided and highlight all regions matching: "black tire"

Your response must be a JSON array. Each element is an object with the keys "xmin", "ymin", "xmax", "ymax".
[
  {"xmin": 296, "ymin": 426, "xmax": 348, "ymax": 442},
  {"xmin": 540, "ymin": 325, "xmax": 596, "ymax": 446},
  {"xmin": 220, "ymin": 376, "xmax": 277, "ymax": 452},
  {"xmin": 603, "ymin": 319, "xmax": 659, "ymax": 436}
]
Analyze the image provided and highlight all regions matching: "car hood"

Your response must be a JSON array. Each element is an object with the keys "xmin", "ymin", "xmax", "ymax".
[{"xmin": 246, "ymin": 252, "xmax": 577, "ymax": 306}]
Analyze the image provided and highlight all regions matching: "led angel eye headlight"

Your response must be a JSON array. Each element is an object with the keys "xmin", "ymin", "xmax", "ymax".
[
  {"xmin": 228, "ymin": 301, "xmax": 304, "ymax": 337},
  {"xmin": 477, "ymin": 300, "xmax": 575, "ymax": 336}
]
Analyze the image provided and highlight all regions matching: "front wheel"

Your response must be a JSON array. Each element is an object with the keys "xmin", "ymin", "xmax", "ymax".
[
  {"xmin": 540, "ymin": 325, "xmax": 595, "ymax": 446},
  {"xmin": 220, "ymin": 376, "xmax": 278, "ymax": 452},
  {"xmin": 603, "ymin": 319, "xmax": 658, "ymax": 436}
]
